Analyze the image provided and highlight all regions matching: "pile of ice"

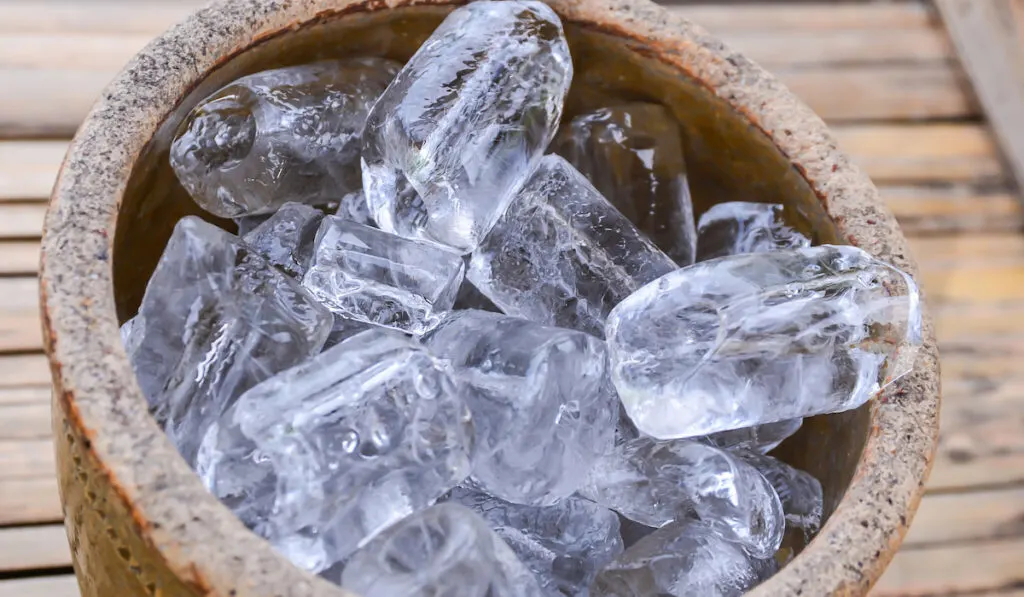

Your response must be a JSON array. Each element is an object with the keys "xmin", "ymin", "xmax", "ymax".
[{"xmin": 121, "ymin": 2, "xmax": 922, "ymax": 596}]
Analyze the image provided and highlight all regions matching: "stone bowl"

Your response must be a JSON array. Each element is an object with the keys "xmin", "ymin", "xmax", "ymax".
[{"xmin": 40, "ymin": 0, "xmax": 941, "ymax": 595}]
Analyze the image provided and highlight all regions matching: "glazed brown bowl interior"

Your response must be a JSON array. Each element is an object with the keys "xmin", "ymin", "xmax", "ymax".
[{"xmin": 114, "ymin": 3, "xmax": 859, "ymax": 562}]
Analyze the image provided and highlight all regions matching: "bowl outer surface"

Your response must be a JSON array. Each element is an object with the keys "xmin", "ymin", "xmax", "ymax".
[{"xmin": 39, "ymin": 0, "xmax": 940, "ymax": 595}]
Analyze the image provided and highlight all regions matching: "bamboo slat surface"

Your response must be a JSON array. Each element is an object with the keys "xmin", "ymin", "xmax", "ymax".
[{"xmin": 0, "ymin": 2, "xmax": 1021, "ymax": 596}]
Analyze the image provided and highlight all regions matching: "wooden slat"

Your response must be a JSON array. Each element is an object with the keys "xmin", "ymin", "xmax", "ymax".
[
  {"xmin": 0, "ymin": 204, "xmax": 46, "ymax": 238},
  {"xmin": 779, "ymin": 64, "xmax": 975, "ymax": 122},
  {"xmin": 0, "ymin": 141, "xmax": 65, "ymax": 201},
  {"xmin": 873, "ymin": 538, "xmax": 1024, "ymax": 596},
  {"xmin": 0, "ymin": 34, "xmax": 152, "ymax": 72},
  {"xmin": 0, "ymin": 525, "xmax": 70, "ymax": 572},
  {"xmin": 0, "ymin": 476, "xmax": 62, "ymax": 526},
  {"xmin": 0, "ymin": 354, "xmax": 50, "ymax": 388},
  {"xmin": 0, "ymin": 1, "xmax": 201, "ymax": 36},
  {"xmin": 0, "ymin": 69, "xmax": 112, "ymax": 138},
  {"xmin": 670, "ymin": 3, "xmax": 935, "ymax": 32},
  {"xmin": 0, "ymin": 241, "xmax": 40, "ymax": 275},
  {"xmin": 903, "ymin": 487, "xmax": 1024, "ymax": 547},
  {"xmin": 0, "ymin": 2, "xmax": 934, "ymax": 36},
  {"xmin": 0, "ymin": 65, "xmax": 975, "ymax": 137},
  {"xmin": 834, "ymin": 123, "xmax": 1004, "ymax": 185},
  {"xmin": 0, "ymin": 576, "xmax": 78, "ymax": 597},
  {"xmin": 883, "ymin": 187, "xmax": 1024, "ymax": 234},
  {"xmin": 937, "ymin": 0, "xmax": 1024, "ymax": 206},
  {"xmin": 0, "ymin": 29, "xmax": 954, "ymax": 73},
  {"xmin": 719, "ymin": 29, "xmax": 952, "ymax": 67},
  {"xmin": 0, "ymin": 439, "xmax": 55, "ymax": 479},
  {"xmin": 0, "ymin": 279, "xmax": 40, "ymax": 353},
  {"xmin": 0, "ymin": 403, "xmax": 51, "ymax": 440},
  {"xmin": 0, "ymin": 386, "xmax": 49, "ymax": 407}
]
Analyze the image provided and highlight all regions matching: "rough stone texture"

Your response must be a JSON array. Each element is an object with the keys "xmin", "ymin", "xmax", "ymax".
[{"xmin": 39, "ymin": 0, "xmax": 939, "ymax": 596}]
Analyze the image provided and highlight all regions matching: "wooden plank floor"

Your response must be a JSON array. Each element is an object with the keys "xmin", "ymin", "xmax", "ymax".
[{"xmin": 1, "ymin": 1, "xmax": 1022, "ymax": 595}]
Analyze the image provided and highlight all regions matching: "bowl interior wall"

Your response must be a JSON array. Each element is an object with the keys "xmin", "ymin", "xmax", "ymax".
[{"xmin": 113, "ymin": 4, "xmax": 866, "ymax": 559}]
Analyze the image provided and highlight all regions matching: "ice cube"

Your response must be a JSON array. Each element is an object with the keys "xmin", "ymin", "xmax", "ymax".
[
  {"xmin": 469, "ymin": 155, "xmax": 677, "ymax": 337},
  {"xmin": 424, "ymin": 310, "xmax": 616, "ymax": 504},
  {"xmin": 696, "ymin": 201, "xmax": 810, "ymax": 262},
  {"xmin": 446, "ymin": 486, "xmax": 623, "ymax": 596},
  {"xmin": 579, "ymin": 438, "xmax": 784, "ymax": 558},
  {"xmin": 555, "ymin": 103, "xmax": 696, "ymax": 265},
  {"xmin": 699, "ymin": 418, "xmax": 803, "ymax": 454},
  {"xmin": 171, "ymin": 58, "xmax": 400, "ymax": 217},
  {"xmin": 606, "ymin": 245, "xmax": 922, "ymax": 438},
  {"xmin": 734, "ymin": 451, "xmax": 823, "ymax": 536},
  {"xmin": 242, "ymin": 201, "xmax": 324, "ymax": 278},
  {"xmin": 362, "ymin": 0, "xmax": 572, "ymax": 252},
  {"xmin": 591, "ymin": 518, "xmax": 775, "ymax": 597},
  {"xmin": 302, "ymin": 216, "xmax": 465, "ymax": 335},
  {"xmin": 224, "ymin": 328, "xmax": 474, "ymax": 570},
  {"xmin": 127, "ymin": 216, "xmax": 332, "ymax": 464},
  {"xmin": 342, "ymin": 503, "xmax": 545, "ymax": 597}
]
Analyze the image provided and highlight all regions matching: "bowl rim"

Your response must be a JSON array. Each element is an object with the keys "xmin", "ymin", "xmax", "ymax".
[{"xmin": 40, "ymin": 0, "xmax": 940, "ymax": 595}]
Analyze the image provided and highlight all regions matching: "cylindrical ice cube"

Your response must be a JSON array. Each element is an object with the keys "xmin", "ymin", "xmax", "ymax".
[
  {"xmin": 606, "ymin": 245, "xmax": 922, "ymax": 439},
  {"xmin": 361, "ymin": 0, "xmax": 573, "ymax": 252},
  {"xmin": 170, "ymin": 58, "xmax": 400, "ymax": 217}
]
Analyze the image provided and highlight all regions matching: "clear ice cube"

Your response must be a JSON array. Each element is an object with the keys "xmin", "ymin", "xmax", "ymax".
[
  {"xmin": 579, "ymin": 438, "xmax": 784, "ymax": 558},
  {"xmin": 555, "ymin": 103, "xmax": 696, "ymax": 265},
  {"xmin": 242, "ymin": 201, "xmax": 324, "ymax": 278},
  {"xmin": 361, "ymin": 0, "xmax": 573, "ymax": 252},
  {"xmin": 424, "ymin": 310, "xmax": 617, "ymax": 505},
  {"xmin": 606, "ymin": 245, "xmax": 923, "ymax": 438},
  {"xmin": 696, "ymin": 201, "xmax": 810, "ymax": 262},
  {"xmin": 734, "ymin": 451, "xmax": 823, "ymax": 536},
  {"xmin": 127, "ymin": 216, "xmax": 332, "ymax": 464},
  {"xmin": 335, "ymin": 190, "xmax": 375, "ymax": 227},
  {"xmin": 699, "ymin": 418, "xmax": 803, "ymax": 454},
  {"xmin": 591, "ymin": 518, "xmax": 774, "ymax": 597},
  {"xmin": 302, "ymin": 216, "xmax": 465, "ymax": 335},
  {"xmin": 171, "ymin": 58, "xmax": 401, "ymax": 217},
  {"xmin": 446, "ymin": 486, "xmax": 624, "ymax": 597},
  {"xmin": 468, "ymin": 155, "xmax": 677, "ymax": 337},
  {"xmin": 341, "ymin": 503, "xmax": 545, "ymax": 597},
  {"xmin": 229, "ymin": 329, "xmax": 475, "ymax": 570}
]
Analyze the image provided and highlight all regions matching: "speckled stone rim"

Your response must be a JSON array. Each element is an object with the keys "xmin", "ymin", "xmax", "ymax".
[{"xmin": 40, "ymin": 0, "xmax": 940, "ymax": 595}]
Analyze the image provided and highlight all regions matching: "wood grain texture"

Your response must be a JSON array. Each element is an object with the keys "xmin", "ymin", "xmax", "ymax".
[
  {"xmin": 0, "ymin": 278, "xmax": 41, "ymax": 353},
  {"xmin": 0, "ymin": 525, "xmax": 71, "ymax": 572},
  {"xmin": 0, "ymin": 141, "xmax": 66, "ymax": 201},
  {"xmin": 833, "ymin": 123, "xmax": 1003, "ymax": 185},
  {"xmin": 903, "ymin": 487, "xmax": 1024, "ymax": 547},
  {"xmin": 0, "ymin": 241, "xmax": 40, "ymax": 275},
  {"xmin": 874, "ymin": 538, "xmax": 1024, "ymax": 596},
  {"xmin": 0, "ymin": 476, "xmax": 62, "ymax": 526},
  {"xmin": 0, "ymin": 576, "xmax": 79, "ymax": 597},
  {"xmin": 0, "ymin": 2, "xmax": 935, "ymax": 36},
  {"xmin": 937, "ymin": 0, "xmax": 1024, "ymax": 203},
  {"xmin": 0, "ymin": 203, "xmax": 46, "ymax": 238},
  {"xmin": 0, "ymin": 354, "xmax": 50, "ymax": 388}
]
